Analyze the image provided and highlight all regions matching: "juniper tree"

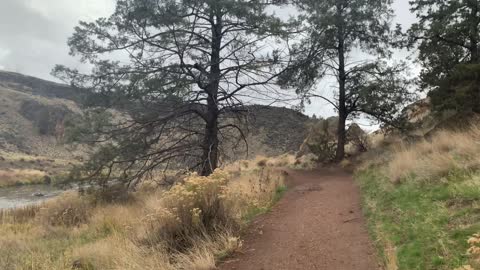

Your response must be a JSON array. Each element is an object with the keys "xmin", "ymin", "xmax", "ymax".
[
  {"xmin": 408, "ymin": 0, "xmax": 480, "ymax": 113},
  {"xmin": 280, "ymin": 0, "xmax": 413, "ymax": 161},
  {"xmin": 53, "ymin": 0, "xmax": 292, "ymax": 183}
]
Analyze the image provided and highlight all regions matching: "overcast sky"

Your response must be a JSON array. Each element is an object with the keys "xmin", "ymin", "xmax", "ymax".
[{"xmin": 0, "ymin": 0, "xmax": 418, "ymax": 120}]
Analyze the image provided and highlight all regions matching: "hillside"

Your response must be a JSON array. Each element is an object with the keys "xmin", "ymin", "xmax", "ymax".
[{"xmin": 0, "ymin": 71, "xmax": 310, "ymax": 184}]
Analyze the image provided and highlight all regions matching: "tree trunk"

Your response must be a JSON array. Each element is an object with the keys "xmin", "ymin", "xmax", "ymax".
[
  {"xmin": 335, "ymin": 110, "xmax": 347, "ymax": 162},
  {"xmin": 469, "ymin": 2, "xmax": 480, "ymax": 113},
  {"xmin": 469, "ymin": 2, "xmax": 479, "ymax": 63},
  {"xmin": 335, "ymin": 0, "xmax": 347, "ymax": 162},
  {"xmin": 200, "ymin": 10, "xmax": 222, "ymax": 176},
  {"xmin": 200, "ymin": 101, "xmax": 219, "ymax": 176}
]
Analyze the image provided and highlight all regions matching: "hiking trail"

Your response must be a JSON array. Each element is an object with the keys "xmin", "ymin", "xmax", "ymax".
[{"xmin": 220, "ymin": 168, "xmax": 381, "ymax": 270}]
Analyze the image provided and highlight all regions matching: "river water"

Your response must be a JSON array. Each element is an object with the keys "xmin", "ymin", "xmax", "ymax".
[{"xmin": 0, "ymin": 184, "xmax": 66, "ymax": 209}]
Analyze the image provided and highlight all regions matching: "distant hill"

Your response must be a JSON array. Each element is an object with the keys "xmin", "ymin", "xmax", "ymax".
[
  {"xmin": 0, "ymin": 72, "xmax": 83, "ymax": 156},
  {"xmin": 0, "ymin": 71, "xmax": 311, "ymax": 173},
  {"xmin": 0, "ymin": 71, "xmax": 80, "ymax": 101}
]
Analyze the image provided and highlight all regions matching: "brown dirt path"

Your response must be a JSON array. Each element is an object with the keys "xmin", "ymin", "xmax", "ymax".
[{"xmin": 220, "ymin": 168, "xmax": 381, "ymax": 270}]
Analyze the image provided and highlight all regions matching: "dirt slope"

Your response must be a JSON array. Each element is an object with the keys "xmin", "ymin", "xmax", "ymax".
[
  {"xmin": 0, "ymin": 71, "xmax": 311, "ymax": 158},
  {"xmin": 221, "ymin": 168, "xmax": 380, "ymax": 270}
]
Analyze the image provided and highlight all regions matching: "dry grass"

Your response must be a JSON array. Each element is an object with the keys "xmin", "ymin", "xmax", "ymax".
[
  {"xmin": 37, "ymin": 191, "xmax": 91, "ymax": 227},
  {"xmin": 358, "ymin": 125, "xmax": 480, "ymax": 269},
  {"xmin": 0, "ymin": 168, "xmax": 46, "ymax": 187},
  {"xmin": 223, "ymin": 154, "xmax": 315, "ymax": 173},
  {"xmin": 388, "ymin": 127, "xmax": 480, "ymax": 183},
  {"xmin": 0, "ymin": 204, "xmax": 40, "ymax": 224},
  {"xmin": 0, "ymin": 156, "xmax": 288, "ymax": 270}
]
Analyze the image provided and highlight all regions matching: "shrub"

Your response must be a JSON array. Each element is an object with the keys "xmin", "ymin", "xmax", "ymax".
[
  {"xmin": 0, "ymin": 161, "xmax": 287, "ymax": 270},
  {"xmin": 0, "ymin": 205, "xmax": 40, "ymax": 224},
  {"xmin": 85, "ymin": 184, "xmax": 134, "ymax": 204},
  {"xmin": 72, "ymin": 236, "xmax": 173, "ymax": 270},
  {"xmin": 347, "ymin": 123, "xmax": 369, "ymax": 153},
  {"xmin": 272, "ymin": 154, "xmax": 295, "ymax": 167},
  {"xmin": 294, "ymin": 154, "xmax": 318, "ymax": 170},
  {"xmin": 256, "ymin": 158, "xmax": 268, "ymax": 167},
  {"xmin": 467, "ymin": 233, "xmax": 480, "ymax": 266},
  {"xmin": 37, "ymin": 192, "xmax": 91, "ymax": 227},
  {"xmin": 138, "ymin": 169, "xmax": 234, "ymax": 251}
]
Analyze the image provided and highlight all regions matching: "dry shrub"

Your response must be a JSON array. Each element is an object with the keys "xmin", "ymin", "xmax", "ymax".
[
  {"xmin": 174, "ymin": 246, "xmax": 215, "ymax": 270},
  {"xmin": 85, "ymin": 184, "xmax": 134, "ymax": 204},
  {"xmin": 226, "ymin": 167, "xmax": 286, "ymax": 220},
  {"xmin": 467, "ymin": 233, "xmax": 480, "ymax": 264},
  {"xmin": 256, "ymin": 158, "xmax": 268, "ymax": 167},
  {"xmin": 0, "ymin": 161, "xmax": 287, "ymax": 270},
  {"xmin": 174, "ymin": 231, "xmax": 242, "ymax": 270},
  {"xmin": 270, "ymin": 154, "xmax": 295, "ymax": 167},
  {"xmin": 37, "ymin": 192, "xmax": 91, "ymax": 227},
  {"xmin": 294, "ymin": 153, "xmax": 318, "ymax": 170},
  {"xmin": 340, "ymin": 159, "xmax": 352, "ymax": 168},
  {"xmin": 72, "ymin": 167, "xmax": 280, "ymax": 270},
  {"xmin": 454, "ymin": 233, "xmax": 480, "ymax": 270},
  {"xmin": 0, "ymin": 205, "xmax": 40, "ymax": 224},
  {"xmin": 225, "ymin": 155, "xmax": 298, "ymax": 173},
  {"xmin": 75, "ymin": 182, "xmax": 250, "ymax": 270},
  {"xmin": 137, "ymin": 170, "xmax": 235, "ymax": 251},
  {"xmin": 72, "ymin": 231, "xmax": 241, "ymax": 270},
  {"xmin": 388, "ymin": 127, "xmax": 480, "ymax": 183},
  {"xmin": 89, "ymin": 203, "xmax": 143, "ymax": 235},
  {"xmin": 72, "ymin": 236, "xmax": 173, "ymax": 270}
]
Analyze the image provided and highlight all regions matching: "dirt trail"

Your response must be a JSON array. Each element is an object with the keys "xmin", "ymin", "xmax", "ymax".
[{"xmin": 220, "ymin": 168, "xmax": 380, "ymax": 270}]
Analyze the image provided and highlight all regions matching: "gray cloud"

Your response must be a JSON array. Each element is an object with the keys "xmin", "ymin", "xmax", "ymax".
[
  {"xmin": 0, "ymin": 0, "xmax": 114, "ymax": 79},
  {"xmin": 0, "ymin": 0, "xmax": 416, "ymax": 119}
]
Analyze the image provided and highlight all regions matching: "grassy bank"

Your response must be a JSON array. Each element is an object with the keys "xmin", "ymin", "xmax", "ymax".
[
  {"xmin": 357, "ymin": 128, "xmax": 480, "ymax": 269},
  {"xmin": 0, "ymin": 168, "xmax": 48, "ymax": 187},
  {"xmin": 0, "ymin": 155, "xmax": 307, "ymax": 270},
  {"xmin": 0, "ymin": 151, "xmax": 79, "ymax": 188}
]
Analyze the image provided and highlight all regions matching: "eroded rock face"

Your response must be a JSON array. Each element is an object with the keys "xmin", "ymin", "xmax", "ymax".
[
  {"xmin": 296, "ymin": 117, "xmax": 368, "ymax": 160},
  {"xmin": 296, "ymin": 116, "xmax": 338, "ymax": 161},
  {"xmin": 247, "ymin": 105, "xmax": 310, "ymax": 154},
  {"xmin": 404, "ymin": 98, "xmax": 432, "ymax": 124},
  {"xmin": 19, "ymin": 99, "xmax": 74, "ymax": 136}
]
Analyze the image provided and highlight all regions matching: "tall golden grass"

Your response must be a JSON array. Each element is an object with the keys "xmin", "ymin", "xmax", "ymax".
[
  {"xmin": 388, "ymin": 127, "xmax": 480, "ymax": 183},
  {"xmin": 0, "ymin": 169, "xmax": 46, "ymax": 187},
  {"xmin": 0, "ymin": 155, "xmax": 297, "ymax": 270},
  {"xmin": 0, "ymin": 204, "xmax": 40, "ymax": 224}
]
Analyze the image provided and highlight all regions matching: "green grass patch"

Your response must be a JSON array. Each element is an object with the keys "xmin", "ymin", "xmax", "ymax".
[
  {"xmin": 357, "ymin": 167, "xmax": 480, "ymax": 270},
  {"xmin": 242, "ymin": 185, "xmax": 287, "ymax": 223},
  {"xmin": 273, "ymin": 186, "xmax": 288, "ymax": 203}
]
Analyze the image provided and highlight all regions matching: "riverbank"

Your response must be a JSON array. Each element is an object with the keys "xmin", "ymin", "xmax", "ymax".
[
  {"xmin": 0, "ymin": 155, "xmax": 311, "ymax": 270},
  {"xmin": 0, "ymin": 150, "xmax": 79, "ymax": 188},
  {"xmin": 0, "ymin": 184, "xmax": 66, "ymax": 209}
]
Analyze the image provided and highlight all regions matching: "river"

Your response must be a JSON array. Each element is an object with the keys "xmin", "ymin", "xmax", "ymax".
[{"xmin": 0, "ymin": 184, "xmax": 66, "ymax": 209}]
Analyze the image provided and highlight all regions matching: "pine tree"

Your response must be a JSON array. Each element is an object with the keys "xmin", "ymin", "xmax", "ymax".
[
  {"xmin": 54, "ymin": 0, "xmax": 292, "ymax": 182},
  {"xmin": 280, "ymin": 0, "xmax": 412, "ymax": 161},
  {"xmin": 408, "ymin": 0, "xmax": 480, "ymax": 113}
]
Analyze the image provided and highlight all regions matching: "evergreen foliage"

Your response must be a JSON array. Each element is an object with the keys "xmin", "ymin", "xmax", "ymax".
[{"xmin": 53, "ymin": 0, "xmax": 292, "ymax": 182}]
